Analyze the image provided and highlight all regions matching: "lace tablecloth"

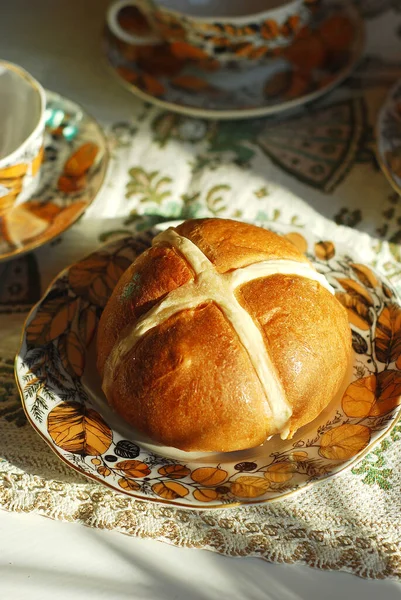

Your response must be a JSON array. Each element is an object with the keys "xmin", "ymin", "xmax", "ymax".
[{"xmin": 1, "ymin": 0, "xmax": 401, "ymax": 580}]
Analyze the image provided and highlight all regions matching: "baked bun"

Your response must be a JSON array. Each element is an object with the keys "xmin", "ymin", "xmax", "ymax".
[{"xmin": 97, "ymin": 218, "xmax": 352, "ymax": 452}]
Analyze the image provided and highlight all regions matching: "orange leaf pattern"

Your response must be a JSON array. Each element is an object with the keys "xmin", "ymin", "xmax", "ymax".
[
  {"xmin": 63, "ymin": 142, "xmax": 99, "ymax": 177},
  {"xmin": 97, "ymin": 466, "xmax": 111, "ymax": 477},
  {"xmin": 115, "ymin": 460, "xmax": 151, "ymax": 478},
  {"xmin": 158, "ymin": 464, "xmax": 191, "ymax": 479},
  {"xmin": 375, "ymin": 304, "xmax": 401, "ymax": 364},
  {"xmin": 152, "ymin": 481, "xmax": 189, "ymax": 499},
  {"xmin": 231, "ymin": 476, "xmax": 270, "ymax": 498},
  {"xmin": 284, "ymin": 232, "xmax": 308, "ymax": 254},
  {"xmin": 314, "ymin": 240, "xmax": 335, "ymax": 260},
  {"xmin": 264, "ymin": 462, "xmax": 295, "ymax": 483},
  {"xmin": 191, "ymin": 467, "xmax": 228, "ymax": 486},
  {"xmin": 370, "ymin": 370, "xmax": 401, "ymax": 416},
  {"xmin": 47, "ymin": 402, "xmax": 112, "ymax": 456},
  {"xmin": 69, "ymin": 255, "xmax": 130, "ymax": 307},
  {"xmin": 350, "ymin": 264, "xmax": 379, "ymax": 290},
  {"xmin": 118, "ymin": 477, "xmax": 140, "ymax": 492},
  {"xmin": 78, "ymin": 306, "xmax": 98, "ymax": 347},
  {"xmin": 337, "ymin": 279, "xmax": 374, "ymax": 306},
  {"xmin": 319, "ymin": 424, "xmax": 371, "ymax": 460},
  {"xmin": 289, "ymin": 451, "xmax": 308, "ymax": 462},
  {"xmin": 58, "ymin": 331, "xmax": 85, "ymax": 377},
  {"xmin": 342, "ymin": 375, "xmax": 376, "ymax": 418},
  {"xmin": 193, "ymin": 488, "xmax": 220, "ymax": 502},
  {"xmin": 336, "ymin": 291, "xmax": 373, "ymax": 331},
  {"xmin": 26, "ymin": 295, "xmax": 78, "ymax": 346}
]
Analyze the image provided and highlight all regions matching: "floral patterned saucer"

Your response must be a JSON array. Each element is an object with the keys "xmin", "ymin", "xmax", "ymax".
[
  {"xmin": 15, "ymin": 221, "xmax": 401, "ymax": 509},
  {"xmin": 377, "ymin": 79, "xmax": 401, "ymax": 197},
  {"xmin": 0, "ymin": 90, "xmax": 108, "ymax": 262},
  {"xmin": 103, "ymin": 2, "xmax": 364, "ymax": 119}
]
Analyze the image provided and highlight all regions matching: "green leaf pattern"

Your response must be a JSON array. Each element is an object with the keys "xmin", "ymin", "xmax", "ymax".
[{"xmin": 126, "ymin": 167, "xmax": 172, "ymax": 205}]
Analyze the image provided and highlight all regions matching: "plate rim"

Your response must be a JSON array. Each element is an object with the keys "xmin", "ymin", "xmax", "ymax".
[
  {"xmin": 0, "ymin": 89, "xmax": 110, "ymax": 263},
  {"xmin": 376, "ymin": 78, "xmax": 401, "ymax": 197},
  {"xmin": 102, "ymin": 2, "xmax": 365, "ymax": 120},
  {"xmin": 14, "ymin": 220, "xmax": 401, "ymax": 510}
]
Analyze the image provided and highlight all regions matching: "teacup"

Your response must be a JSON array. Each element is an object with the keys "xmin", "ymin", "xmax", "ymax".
[
  {"xmin": 0, "ymin": 61, "xmax": 46, "ymax": 214},
  {"xmin": 106, "ymin": 0, "xmax": 317, "ymax": 67}
]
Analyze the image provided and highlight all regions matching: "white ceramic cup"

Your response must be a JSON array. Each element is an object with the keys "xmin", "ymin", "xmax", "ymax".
[{"xmin": 0, "ymin": 61, "xmax": 46, "ymax": 213}]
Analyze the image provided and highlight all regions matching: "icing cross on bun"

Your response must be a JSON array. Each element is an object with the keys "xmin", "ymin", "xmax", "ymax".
[{"xmin": 97, "ymin": 219, "xmax": 352, "ymax": 452}]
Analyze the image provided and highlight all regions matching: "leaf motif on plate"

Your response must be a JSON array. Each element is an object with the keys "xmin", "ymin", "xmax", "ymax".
[
  {"xmin": 115, "ymin": 459, "xmax": 151, "ymax": 478},
  {"xmin": 342, "ymin": 370, "xmax": 401, "ymax": 418},
  {"xmin": 264, "ymin": 462, "xmax": 296, "ymax": 483},
  {"xmin": 105, "ymin": 259, "xmax": 129, "ymax": 290},
  {"xmin": 370, "ymin": 369, "xmax": 401, "ymax": 417},
  {"xmin": 342, "ymin": 375, "xmax": 376, "ymax": 418},
  {"xmin": 193, "ymin": 488, "xmax": 220, "ymax": 502},
  {"xmin": 319, "ymin": 423, "xmax": 371, "ymax": 460},
  {"xmin": 26, "ymin": 293, "xmax": 79, "ymax": 346},
  {"xmin": 230, "ymin": 476, "xmax": 270, "ymax": 498},
  {"xmin": 118, "ymin": 477, "xmax": 140, "ymax": 491},
  {"xmin": 47, "ymin": 401, "xmax": 112, "ymax": 456},
  {"xmin": 190, "ymin": 467, "xmax": 228, "ymax": 486},
  {"xmin": 158, "ymin": 464, "xmax": 191, "ymax": 479},
  {"xmin": 383, "ymin": 283, "xmax": 393, "ymax": 299},
  {"xmin": 63, "ymin": 142, "xmax": 99, "ymax": 177},
  {"xmin": 152, "ymin": 481, "xmax": 189, "ymax": 499},
  {"xmin": 350, "ymin": 264, "xmax": 379, "ymax": 290},
  {"xmin": 97, "ymin": 465, "xmax": 111, "ymax": 477},
  {"xmin": 375, "ymin": 304, "xmax": 401, "ymax": 364},
  {"xmin": 337, "ymin": 278, "xmax": 374, "ymax": 306},
  {"xmin": 314, "ymin": 240, "xmax": 335, "ymax": 260},
  {"xmin": 289, "ymin": 451, "xmax": 308, "ymax": 462},
  {"xmin": 58, "ymin": 331, "xmax": 85, "ymax": 377},
  {"xmin": 58, "ymin": 174, "xmax": 87, "ymax": 193},
  {"xmin": 114, "ymin": 440, "xmax": 140, "ymax": 459},
  {"xmin": 68, "ymin": 254, "xmax": 130, "ymax": 307},
  {"xmin": 78, "ymin": 305, "xmax": 98, "ymax": 347},
  {"xmin": 335, "ymin": 291, "xmax": 373, "ymax": 331},
  {"xmin": 234, "ymin": 461, "xmax": 257, "ymax": 472},
  {"xmin": 352, "ymin": 330, "xmax": 368, "ymax": 354},
  {"xmin": 284, "ymin": 232, "xmax": 308, "ymax": 254}
]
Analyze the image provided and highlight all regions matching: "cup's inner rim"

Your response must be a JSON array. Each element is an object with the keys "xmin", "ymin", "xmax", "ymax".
[
  {"xmin": 122, "ymin": 0, "xmax": 301, "ymax": 23},
  {"xmin": 0, "ymin": 61, "xmax": 45, "ymax": 162}
]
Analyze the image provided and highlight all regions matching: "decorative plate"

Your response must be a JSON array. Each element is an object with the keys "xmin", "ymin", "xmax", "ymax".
[
  {"xmin": 377, "ymin": 78, "xmax": 401, "ymax": 197},
  {"xmin": 15, "ymin": 222, "xmax": 401, "ymax": 509},
  {"xmin": 0, "ymin": 90, "xmax": 108, "ymax": 262},
  {"xmin": 103, "ymin": 2, "xmax": 364, "ymax": 120}
]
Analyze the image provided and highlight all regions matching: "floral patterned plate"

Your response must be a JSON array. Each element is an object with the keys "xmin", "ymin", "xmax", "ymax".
[
  {"xmin": 377, "ymin": 78, "xmax": 401, "ymax": 197},
  {"xmin": 0, "ymin": 90, "xmax": 108, "ymax": 262},
  {"xmin": 103, "ymin": 2, "xmax": 364, "ymax": 119},
  {"xmin": 15, "ymin": 221, "xmax": 401, "ymax": 509}
]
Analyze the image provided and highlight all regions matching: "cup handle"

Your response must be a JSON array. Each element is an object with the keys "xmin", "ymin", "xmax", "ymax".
[{"xmin": 107, "ymin": 0, "xmax": 163, "ymax": 46}]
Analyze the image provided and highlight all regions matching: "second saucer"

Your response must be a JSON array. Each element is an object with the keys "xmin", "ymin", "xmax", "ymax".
[{"xmin": 104, "ymin": 1, "xmax": 365, "ymax": 119}]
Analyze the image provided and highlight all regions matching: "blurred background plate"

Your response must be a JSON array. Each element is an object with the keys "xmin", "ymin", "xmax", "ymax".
[
  {"xmin": 377, "ymin": 78, "xmax": 401, "ymax": 196},
  {"xmin": 103, "ymin": 1, "xmax": 365, "ymax": 119}
]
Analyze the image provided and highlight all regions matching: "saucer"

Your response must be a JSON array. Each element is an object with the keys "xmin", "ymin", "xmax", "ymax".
[
  {"xmin": 0, "ymin": 90, "xmax": 108, "ymax": 262},
  {"xmin": 104, "ymin": 1, "xmax": 365, "ymax": 120},
  {"xmin": 15, "ymin": 221, "xmax": 401, "ymax": 509},
  {"xmin": 377, "ymin": 79, "xmax": 401, "ymax": 196}
]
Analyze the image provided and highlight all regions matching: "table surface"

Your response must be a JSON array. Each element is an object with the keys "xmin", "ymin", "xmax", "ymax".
[{"xmin": 1, "ymin": 1, "xmax": 401, "ymax": 598}]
